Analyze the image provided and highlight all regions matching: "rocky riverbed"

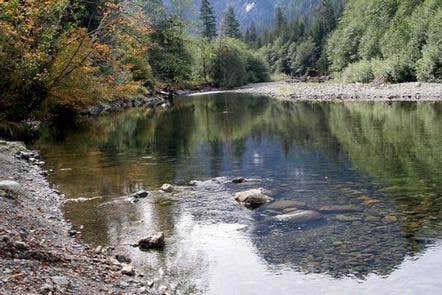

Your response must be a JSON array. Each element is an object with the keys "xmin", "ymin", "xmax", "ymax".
[
  {"xmin": 0, "ymin": 141, "xmax": 169, "ymax": 295},
  {"xmin": 233, "ymin": 81, "xmax": 442, "ymax": 101}
]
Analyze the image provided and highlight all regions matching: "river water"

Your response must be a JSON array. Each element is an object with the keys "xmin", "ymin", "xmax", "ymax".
[{"xmin": 34, "ymin": 94, "xmax": 442, "ymax": 294}]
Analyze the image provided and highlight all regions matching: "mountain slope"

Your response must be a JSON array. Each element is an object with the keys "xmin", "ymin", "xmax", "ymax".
[{"xmin": 165, "ymin": 0, "xmax": 328, "ymax": 30}]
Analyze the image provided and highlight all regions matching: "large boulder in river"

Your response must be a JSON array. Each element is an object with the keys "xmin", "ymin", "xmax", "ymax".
[
  {"xmin": 274, "ymin": 210, "xmax": 322, "ymax": 223},
  {"xmin": 234, "ymin": 188, "xmax": 274, "ymax": 208}
]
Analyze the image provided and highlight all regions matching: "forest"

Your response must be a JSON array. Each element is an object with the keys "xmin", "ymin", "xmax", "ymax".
[{"xmin": 1, "ymin": 0, "xmax": 441, "ymax": 123}]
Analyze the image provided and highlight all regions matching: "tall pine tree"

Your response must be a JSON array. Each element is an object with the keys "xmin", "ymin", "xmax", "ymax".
[
  {"xmin": 221, "ymin": 6, "xmax": 241, "ymax": 39},
  {"xmin": 199, "ymin": 0, "xmax": 217, "ymax": 39},
  {"xmin": 275, "ymin": 6, "xmax": 287, "ymax": 33}
]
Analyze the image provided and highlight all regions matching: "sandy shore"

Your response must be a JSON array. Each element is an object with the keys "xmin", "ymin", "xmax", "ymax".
[
  {"xmin": 232, "ymin": 81, "xmax": 442, "ymax": 101},
  {"xmin": 0, "ymin": 141, "xmax": 160, "ymax": 294}
]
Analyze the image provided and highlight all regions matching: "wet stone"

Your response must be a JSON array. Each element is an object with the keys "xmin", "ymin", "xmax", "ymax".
[
  {"xmin": 232, "ymin": 177, "xmax": 246, "ymax": 184},
  {"xmin": 274, "ymin": 210, "xmax": 322, "ymax": 223},
  {"xmin": 266, "ymin": 199, "xmax": 308, "ymax": 211},
  {"xmin": 130, "ymin": 190, "xmax": 148, "ymax": 199},
  {"xmin": 318, "ymin": 205, "xmax": 363, "ymax": 214},
  {"xmin": 136, "ymin": 232, "xmax": 165, "ymax": 250},
  {"xmin": 382, "ymin": 214, "xmax": 398, "ymax": 224},
  {"xmin": 234, "ymin": 189, "xmax": 274, "ymax": 208},
  {"xmin": 161, "ymin": 184, "xmax": 174, "ymax": 193}
]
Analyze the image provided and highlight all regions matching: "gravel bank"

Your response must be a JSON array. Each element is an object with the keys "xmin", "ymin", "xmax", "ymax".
[
  {"xmin": 0, "ymin": 141, "xmax": 160, "ymax": 294},
  {"xmin": 233, "ymin": 81, "xmax": 442, "ymax": 101}
]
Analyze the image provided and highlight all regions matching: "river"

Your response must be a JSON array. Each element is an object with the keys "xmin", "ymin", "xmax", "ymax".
[{"xmin": 33, "ymin": 93, "xmax": 442, "ymax": 294}]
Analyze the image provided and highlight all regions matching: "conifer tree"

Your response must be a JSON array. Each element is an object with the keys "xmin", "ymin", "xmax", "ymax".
[
  {"xmin": 199, "ymin": 0, "xmax": 217, "ymax": 39},
  {"xmin": 221, "ymin": 6, "xmax": 241, "ymax": 39},
  {"xmin": 275, "ymin": 6, "xmax": 287, "ymax": 33},
  {"xmin": 245, "ymin": 22, "xmax": 258, "ymax": 47}
]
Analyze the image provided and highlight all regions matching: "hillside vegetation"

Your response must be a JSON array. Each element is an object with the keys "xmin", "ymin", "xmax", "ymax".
[{"xmin": 327, "ymin": 0, "xmax": 442, "ymax": 83}]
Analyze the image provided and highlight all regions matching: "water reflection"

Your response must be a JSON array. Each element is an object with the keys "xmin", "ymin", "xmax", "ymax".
[{"xmin": 33, "ymin": 94, "xmax": 442, "ymax": 292}]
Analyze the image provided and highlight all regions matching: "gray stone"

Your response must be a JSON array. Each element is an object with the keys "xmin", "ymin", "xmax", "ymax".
[
  {"xmin": 318, "ymin": 205, "xmax": 363, "ymax": 214},
  {"xmin": 274, "ymin": 210, "xmax": 322, "ymax": 223},
  {"xmin": 137, "ymin": 232, "xmax": 165, "ymax": 250},
  {"xmin": 333, "ymin": 215, "xmax": 363, "ymax": 222},
  {"xmin": 234, "ymin": 189, "xmax": 274, "ymax": 208},
  {"xmin": 13, "ymin": 241, "xmax": 28, "ymax": 250},
  {"xmin": 161, "ymin": 184, "xmax": 174, "ymax": 193},
  {"xmin": 40, "ymin": 283, "xmax": 54, "ymax": 293},
  {"xmin": 115, "ymin": 254, "xmax": 132, "ymax": 264},
  {"xmin": 266, "ymin": 199, "xmax": 308, "ymax": 211},
  {"xmin": 0, "ymin": 180, "xmax": 20, "ymax": 194},
  {"xmin": 51, "ymin": 275, "xmax": 69, "ymax": 286},
  {"xmin": 119, "ymin": 281, "xmax": 130, "ymax": 288},
  {"xmin": 121, "ymin": 264, "xmax": 135, "ymax": 276}
]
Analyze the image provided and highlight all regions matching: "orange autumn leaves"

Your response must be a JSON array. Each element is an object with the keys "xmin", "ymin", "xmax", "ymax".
[{"xmin": 0, "ymin": 0, "xmax": 153, "ymax": 116}]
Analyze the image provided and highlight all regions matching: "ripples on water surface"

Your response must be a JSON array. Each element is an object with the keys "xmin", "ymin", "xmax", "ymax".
[{"xmin": 34, "ymin": 94, "xmax": 442, "ymax": 294}]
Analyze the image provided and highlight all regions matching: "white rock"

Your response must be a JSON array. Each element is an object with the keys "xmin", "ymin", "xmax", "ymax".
[
  {"xmin": 161, "ymin": 184, "xmax": 174, "ymax": 193},
  {"xmin": 0, "ymin": 180, "xmax": 20, "ymax": 193},
  {"xmin": 234, "ymin": 188, "xmax": 273, "ymax": 208},
  {"xmin": 121, "ymin": 264, "xmax": 135, "ymax": 276},
  {"xmin": 274, "ymin": 210, "xmax": 322, "ymax": 223}
]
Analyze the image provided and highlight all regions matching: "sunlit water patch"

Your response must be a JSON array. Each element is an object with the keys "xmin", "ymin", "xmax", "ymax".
[{"xmin": 33, "ymin": 94, "xmax": 442, "ymax": 294}]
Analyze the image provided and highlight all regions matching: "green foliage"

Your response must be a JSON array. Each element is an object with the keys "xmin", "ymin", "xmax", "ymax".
[
  {"xmin": 259, "ymin": 0, "xmax": 339, "ymax": 76},
  {"xmin": 340, "ymin": 60, "xmax": 375, "ymax": 83},
  {"xmin": 210, "ymin": 39, "xmax": 269, "ymax": 88},
  {"xmin": 327, "ymin": 0, "xmax": 442, "ymax": 82},
  {"xmin": 199, "ymin": 0, "xmax": 217, "ymax": 39},
  {"xmin": 221, "ymin": 6, "xmax": 241, "ymax": 39},
  {"xmin": 148, "ymin": 17, "xmax": 192, "ymax": 86},
  {"xmin": 289, "ymin": 38, "xmax": 317, "ymax": 75}
]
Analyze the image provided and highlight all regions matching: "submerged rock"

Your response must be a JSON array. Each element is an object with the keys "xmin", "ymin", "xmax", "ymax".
[
  {"xmin": 382, "ymin": 214, "xmax": 398, "ymax": 224},
  {"xmin": 161, "ymin": 184, "xmax": 174, "ymax": 193},
  {"xmin": 136, "ymin": 232, "xmax": 165, "ymax": 250},
  {"xmin": 274, "ymin": 210, "xmax": 322, "ymax": 223},
  {"xmin": 333, "ymin": 215, "xmax": 363, "ymax": 222},
  {"xmin": 234, "ymin": 188, "xmax": 274, "ymax": 208},
  {"xmin": 232, "ymin": 177, "xmax": 246, "ymax": 184},
  {"xmin": 129, "ymin": 190, "xmax": 148, "ymax": 199},
  {"xmin": 266, "ymin": 199, "xmax": 308, "ymax": 211},
  {"xmin": 318, "ymin": 205, "xmax": 362, "ymax": 214}
]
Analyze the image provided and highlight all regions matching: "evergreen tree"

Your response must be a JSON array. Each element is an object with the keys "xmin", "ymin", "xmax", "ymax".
[
  {"xmin": 318, "ymin": 0, "xmax": 336, "ymax": 39},
  {"xmin": 199, "ymin": 0, "xmax": 217, "ymax": 39},
  {"xmin": 245, "ymin": 23, "xmax": 258, "ymax": 47},
  {"xmin": 221, "ymin": 6, "xmax": 241, "ymax": 39},
  {"xmin": 275, "ymin": 6, "xmax": 287, "ymax": 33}
]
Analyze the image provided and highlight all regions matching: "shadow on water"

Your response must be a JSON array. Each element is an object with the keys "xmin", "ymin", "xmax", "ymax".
[{"xmin": 33, "ymin": 93, "xmax": 442, "ymax": 291}]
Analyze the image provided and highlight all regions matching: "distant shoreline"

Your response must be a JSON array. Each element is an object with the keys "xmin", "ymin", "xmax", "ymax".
[{"xmin": 230, "ymin": 81, "xmax": 442, "ymax": 101}]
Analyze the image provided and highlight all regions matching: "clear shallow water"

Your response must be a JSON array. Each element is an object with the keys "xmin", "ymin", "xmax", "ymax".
[{"xmin": 34, "ymin": 94, "xmax": 442, "ymax": 294}]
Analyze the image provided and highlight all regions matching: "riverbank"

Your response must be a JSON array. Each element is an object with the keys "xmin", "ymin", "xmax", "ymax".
[
  {"xmin": 233, "ymin": 81, "xmax": 442, "ymax": 101},
  {"xmin": 0, "ymin": 141, "xmax": 161, "ymax": 294}
]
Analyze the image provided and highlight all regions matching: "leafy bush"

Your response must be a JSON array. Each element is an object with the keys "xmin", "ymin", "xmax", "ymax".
[
  {"xmin": 210, "ymin": 38, "xmax": 269, "ymax": 88},
  {"xmin": 340, "ymin": 60, "xmax": 374, "ymax": 83},
  {"xmin": 416, "ymin": 45, "xmax": 442, "ymax": 82}
]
